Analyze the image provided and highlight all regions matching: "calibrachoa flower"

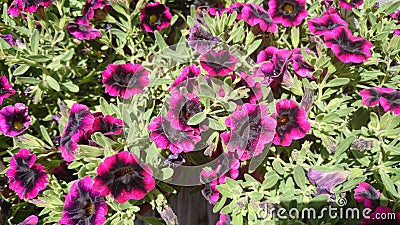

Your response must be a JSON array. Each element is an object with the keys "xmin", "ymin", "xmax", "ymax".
[
  {"xmin": 93, "ymin": 151, "xmax": 156, "ymax": 203},
  {"xmin": 148, "ymin": 116, "xmax": 201, "ymax": 154},
  {"xmin": 18, "ymin": 215, "xmax": 38, "ymax": 225},
  {"xmin": 0, "ymin": 34, "xmax": 17, "ymax": 46},
  {"xmin": 227, "ymin": 3, "xmax": 246, "ymax": 20},
  {"xmin": 272, "ymin": 99, "xmax": 311, "ymax": 146},
  {"xmin": 324, "ymin": 27, "xmax": 372, "ymax": 63},
  {"xmin": 200, "ymin": 50, "xmax": 237, "ymax": 76},
  {"xmin": 82, "ymin": 0, "xmax": 109, "ymax": 20},
  {"xmin": 91, "ymin": 115, "xmax": 123, "ymax": 135},
  {"xmin": 307, "ymin": 169, "xmax": 350, "ymax": 199},
  {"xmin": 200, "ymin": 170, "xmax": 220, "ymax": 204},
  {"xmin": 291, "ymin": 48, "xmax": 315, "ymax": 78},
  {"xmin": 216, "ymin": 214, "xmax": 229, "ymax": 225},
  {"xmin": 339, "ymin": 0, "xmax": 364, "ymax": 10},
  {"xmin": 188, "ymin": 23, "xmax": 221, "ymax": 54},
  {"xmin": 221, "ymin": 104, "xmax": 277, "ymax": 161},
  {"xmin": 66, "ymin": 19, "xmax": 101, "ymax": 40},
  {"xmin": 256, "ymin": 46, "xmax": 278, "ymax": 63},
  {"xmin": 0, "ymin": 76, "xmax": 16, "ymax": 104},
  {"xmin": 268, "ymin": 0, "xmax": 308, "ymax": 27},
  {"xmin": 60, "ymin": 176, "xmax": 107, "ymax": 225},
  {"xmin": 0, "ymin": 103, "xmax": 31, "ymax": 137},
  {"xmin": 59, "ymin": 103, "xmax": 94, "ymax": 162},
  {"xmin": 358, "ymin": 206, "xmax": 400, "ymax": 225},
  {"xmin": 102, "ymin": 63, "xmax": 149, "ymax": 99},
  {"xmin": 7, "ymin": 0, "xmax": 53, "ymax": 17},
  {"xmin": 380, "ymin": 90, "xmax": 400, "ymax": 115},
  {"xmin": 241, "ymin": 3, "xmax": 277, "ymax": 33},
  {"xmin": 6, "ymin": 149, "xmax": 48, "ymax": 200},
  {"xmin": 169, "ymin": 64, "xmax": 201, "ymax": 93},
  {"xmin": 166, "ymin": 93, "xmax": 203, "ymax": 130},
  {"xmin": 307, "ymin": 9, "xmax": 348, "ymax": 36},
  {"xmin": 360, "ymin": 87, "xmax": 395, "ymax": 107},
  {"xmin": 140, "ymin": 2, "xmax": 172, "ymax": 33},
  {"xmin": 354, "ymin": 182, "xmax": 380, "ymax": 209}
]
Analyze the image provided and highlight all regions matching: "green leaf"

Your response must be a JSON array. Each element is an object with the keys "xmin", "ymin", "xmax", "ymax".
[
  {"xmin": 109, "ymin": 0, "xmax": 127, "ymax": 16},
  {"xmin": 187, "ymin": 112, "xmax": 207, "ymax": 125},
  {"xmin": 291, "ymin": 26, "xmax": 300, "ymax": 48},
  {"xmin": 207, "ymin": 118, "xmax": 226, "ymax": 131},
  {"xmin": 40, "ymin": 125, "xmax": 54, "ymax": 147},
  {"xmin": 325, "ymin": 78, "xmax": 350, "ymax": 87},
  {"xmin": 294, "ymin": 165, "xmax": 306, "ymax": 189},
  {"xmin": 246, "ymin": 39, "xmax": 262, "ymax": 56},
  {"xmin": 262, "ymin": 171, "xmax": 279, "ymax": 189},
  {"xmin": 46, "ymin": 76, "xmax": 60, "ymax": 91},
  {"xmin": 154, "ymin": 31, "xmax": 168, "ymax": 49},
  {"xmin": 379, "ymin": 169, "xmax": 400, "ymax": 198},
  {"xmin": 31, "ymin": 29, "xmax": 39, "ymax": 54},
  {"xmin": 272, "ymin": 159, "xmax": 285, "ymax": 175},
  {"xmin": 199, "ymin": 83, "xmax": 216, "ymax": 98},
  {"xmin": 61, "ymin": 82, "xmax": 79, "ymax": 92},
  {"xmin": 13, "ymin": 64, "xmax": 30, "ymax": 76},
  {"xmin": 213, "ymin": 196, "xmax": 227, "ymax": 213},
  {"xmin": 100, "ymin": 97, "xmax": 114, "ymax": 115},
  {"xmin": 26, "ymin": 54, "xmax": 50, "ymax": 62}
]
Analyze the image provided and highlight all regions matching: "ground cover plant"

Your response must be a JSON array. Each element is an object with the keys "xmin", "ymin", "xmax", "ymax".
[{"xmin": 0, "ymin": 0, "xmax": 400, "ymax": 224}]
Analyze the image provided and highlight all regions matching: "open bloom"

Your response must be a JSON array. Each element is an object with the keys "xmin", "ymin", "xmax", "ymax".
[
  {"xmin": 140, "ymin": 2, "xmax": 172, "ymax": 33},
  {"xmin": 272, "ymin": 99, "xmax": 310, "ymax": 146},
  {"xmin": 324, "ymin": 27, "xmax": 372, "ymax": 63},
  {"xmin": 0, "ymin": 103, "xmax": 31, "ymax": 137},
  {"xmin": 221, "ymin": 103, "xmax": 277, "ymax": 161},
  {"xmin": 227, "ymin": 3, "xmax": 246, "ymax": 20},
  {"xmin": 0, "ymin": 34, "xmax": 17, "ymax": 46},
  {"xmin": 307, "ymin": 9, "xmax": 348, "ymax": 36},
  {"xmin": 0, "ymin": 76, "xmax": 16, "ymax": 104},
  {"xmin": 358, "ymin": 206, "xmax": 400, "ymax": 225},
  {"xmin": 18, "ymin": 215, "xmax": 38, "ymax": 225},
  {"xmin": 60, "ymin": 176, "xmax": 107, "ymax": 225},
  {"xmin": 91, "ymin": 115, "xmax": 123, "ymax": 136},
  {"xmin": 59, "ymin": 103, "xmax": 94, "ymax": 162},
  {"xmin": 6, "ymin": 149, "xmax": 48, "ymax": 199},
  {"xmin": 216, "ymin": 214, "xmax": 229, "ymax": 225},
  {"xmin": 82, "ymin": 0, "xmax": 109, "ymax": 20},
  {"xmin": 7, "ymin": 0, "xmax": 53, "ymax": 17},
  {"xmin": 291, "ymin": 48, "xmax": 315, "ymax": 78},
  {"xmin": 93, "ymin": 151, "xmax": 155, "ymax": 203},
  {"xmin": 256, "ymin": 46, "xmax": 279, "ymax": 63},
  {"xmin": 354, "ymin": 182, "xmax": 380, "ymax": 209},
  {"xmin": 360, "ymin": 87, "xmax": 395, "ymax": 107},
  {"xmin": 379, "ymin": 90, "xmax": 400, "ymax": 115},
  {"xmin": 102, "ymin": 63, "xmax": 149, "ymax": 99},
  {"xmin": 268, "ymin": 0, "xmax": 308, "ymax": 27},
  {"xmin": 148, "ymin": 116, "xmax": 201, "ymax": 154},
  {"xmin": 339, "ymin": 0, "xmax": 364, "ymax": 10},
  {"xmin": 66, "ymin": 19, "xmax": 101, "ymax": 40},
  {"xmin": 188, "ymin": 23, "xmax": 220, "ymax": 54},
  {"xmin": 166, "ymin": 93, "xmax": 203, "ymax": 130},
  {"xmin": 200, "ymin": 50, "xmax": 237, "ymax": 76},
  {"xmin": 308, "ymin": 169, "xmax": 350, "ymax": 200},
  {"xmin": 168, "ymin": 64, "xmax": 201, "ymax": 93},
  {"xmin": 241, "ymin": 3, "xmax": 277, "ymax": 33}
]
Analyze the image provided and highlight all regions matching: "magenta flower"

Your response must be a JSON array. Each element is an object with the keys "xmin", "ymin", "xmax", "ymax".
[
  {"xmin": 395, "ymin": 30, "xmax": 400, "ymax": 36},
  {"xmin": 307, "ymin": 169, "xmax": 350, "ymax": 199},
  {"xmin": 0, "ymin": 76, "xmax": 16, "ymax": 104},
  {"xmin": 0, "ymin": 34, "xmax": 17, "ymax": 46},
  {"xmin": 339, "ymin": 0, "xmax": 364, "ymax": 10},
  {"xmin": 91, "ymin": 115, "xmax": 123, "ymax": 136},
  {"xmin": 200, "ymin": 50, "xmax": 237, "ymax": 76},
  {"xmin": 66, "ymin": 19, "xmax": 101, "ymax": 40},
  {"xmin": 59, "ymin": 103, "xmax": 94, "ymax": 162},
  {"xmin": 6, "ymin": 149, "xmax": 48, "ymax": 200},
  {"xmin": 188, "ymin": 23, "xmax": 221, "ymax": 54},
  {"xmin": 291, "ymin": 48, "xmax": 315, "ymax": 78},
  {"xmin": 230, "ymin": 72, "xmax": 263, "ymax": 104},
  {"xmin": 241, "ymin": 3, "xmax": 277, "ymax": 33},
  {"xmin": 140, "ymin": 2, "xmax": 172, "ymax": 33},
  {"xmin": 82, "ymin": 0, "xmax": 108, "ymax": 20},
  {"xmin": 380, "ymin": 90, "xmax": 400, "ymax": 115},
  {"xmin": 307, "ymin": 9, "xmax": 348, "ymax": 36},
  {"xmin": 268, "ymin": 0, "xmax": 308, "ymax": 27},
  {"xmin": 324, "ymin": 27, "xmax": 372, "ymax": 63},
  {"xmin": 221, "ymin": 104, "xmax": 276, "ymax": 161},
  {"xmin": 360, "ymin": 87, "xmax": 395, "ymax": 107},
  {"xmin": 93, "ymin": 151, "xmax": 156, "ymax": 203},
  {"xmin": 256, "ymin": 46, "xmax": 279, "ymax": 63},
  {"xmin": 148, "ymin": 116, "xmax": 201, "ymax": 154},
  {"xmin": 200, "ymin": 170, "xmax": 220, "ymax": 204},
  {"xmin": 60, "ymin": 176, "xmax": 108, "ymax": 225},
  {"xmin": 18, "ymin": 215, "xmax": 38, "ymax": 225},
  {"xmin": 102, "ymin": 63, "xmax": 149, "ymax": 99},
  {"xmin": 227, "ymin": 3, "xmax": 246, "ymax": 20},
  {"xmin": 216, "ymin": 214, "xmax": 229, "ymax": 225},
  {"xmin": 354, "ymin": 182, "xmax": 380, "ymax": 209},
  {"xmin": 272, "ymin": 99, "xmax": 310, "ymax": 146},
  {"xmin": 7, "ymin": 0, "xmax": 53, "ymax": 17},
  {"xmin": 358, "ymin": 206, "xmax": 400, "ymax": 225},
  {"xmin": 0, "ymin": 103, "xmax": 32, "ymax": 137},
  {"xmin": 166, "ymin": 93, "xmax": 203, "ymax": 130},
  {"xmin": 168, "ymin": 64, "xmax": 201, "ymax": 93}
]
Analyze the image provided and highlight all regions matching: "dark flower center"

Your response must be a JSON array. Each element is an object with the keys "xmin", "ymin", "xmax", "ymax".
[
  {"xmin": 334, "ymin": 30, "xmax": 366, "ymax": 55},
  {"xmin": 79, "ymin": 25, "xmax": 89, "ymax": 32},
  {"xmin": 84, "ymin": 202, "xmax": 95, "ymax": 216},
  {"xmin": 283, "ymin": 3, "xmax": 294, "ymax": 14},
  {"xmin": 179, "ymin": 99, "xmax": 203, "ymax": 126},
  {"xmin": 150, "ymin": 15, "xmax": 158, "ymax": 23},
  {"xmin": 13, "ymin": 119, "xmax": 24, "ymax": 131},
  {"xmin": 278, "ymin": 115, "xmax": 289, "ymax": 125},
  {"xmin": 115, "ymin": 167, "xmax": 134, "ymax": 178}
]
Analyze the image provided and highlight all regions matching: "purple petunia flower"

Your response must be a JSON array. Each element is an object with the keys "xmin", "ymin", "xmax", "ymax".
[
  {"xmin": 307, "ymin": 9, "xmax": 348, "ymax": 36},
  {"xmin": 358, "ymin": 206, "xmax": 400, "ymax": 225},
  {"xmin": 324, "ymin": 27, "xmax": 372, "ymax": 63},
  {"xmin": 256, "ymin": 46, "xmax": 279, "ymax": 63},
  {"xmin": 59, "ymin": 103, "xmax": 94, "ymax": 162},
  {"xmin": 0, "ymin": 103, "xmax": 31, "ymax": 137},
  {"xmin": 148, "ymin": 116, "xmax": 201, "ymax": 154},
  {"xmin": 216, "ymin": 214, "xmax": 230, "ymax": 225},
  {"xmin": 0, "ymin": 34, "xmax": 17, "ymax": 46},
  {"xmin": 6, "ymin": 149, "xmax": 48, "ymax": 200},
  {"xmin": 168, "ymin": 64, "xmax": 201, "ymax": 94},
  {"xmin": 200, "ymin": 50, "xmax": 237, "ymax": 76},
  {"xmin": 339, "ymin": 0, "xmax": 364, "ymax": 10},
  {"xmin": 0, "ymin": 76, "xmax": 16, "ymax": 104},
  {"xmin": 221, "ymin": 104, "xmax": 276, "ymax": 161},
  {"xmin": 93, "ymin": 151, "xmax": 155, "ymax": 203},
  {"xmin": 200, "ymin": 170, "xmax": 220, "ymax": 204},
  {"xmin": 59, "ymin": 176, "xmax": 108, "ymax": 225},
  {"xmin": 82, "ymin": 0, "xmax": 109, "ymax": 20},
  {"xmin": 241, "ymin": 3, "xmax": 277, "ymax": 33},
  {"xmin": 395, "ymin": 30, "xmax": 400, "ymax": 36},
  {"xmin": 272, "ymin": 99, "xmax": 310, "ymax": 146},
  {"xmin": 7, "ymin": 0, "xmax": 53, "ymax": 17},
  {"xmin": 140, "ymin": 2, "xmax": 172, "ymax": 33},
  {"xmin": 307, "ymin": 169, "xmax": 350, "ymax": 200},
  {"xmin": 268, "ymin": 0, "xmax": 308, "ymax": 27},
  {"xmin": 354, "ymin": 182, "xmax": 380, "ymax": 209},
  {"xmin": 291, "ymin": 48, "xmax": 315, "ymax": 78},
  {"xmin": 188, "ymin": 23, "xmax": 221, "ymax": 54},
  {"xmin": 380, "ymin": 90, "xmax": 400, "ymax": 115},
  {"xmin": 91, "ymin": 115, "xmax": 123, "ymax": 136},
  {"xmin": 360, "ymin": 87, "xmax": 395, "ymax": 107},
  {"xmin": 66, "ymin": 19, "xmax": 101, "ymax": 40},
  {"xmin": 102, "ymin": 63, "xmax": 149, "ymax": 99},
  {"xmin": 18, "ymin": 215, "xmax": 38, "ymax": 225},
  {"xmin": 166, "ymin": 93, "xmax": 203, "ymax": 130},
  {"xmin": 227, "ymin": 3, "xmax": 246, "ymax": 20}
]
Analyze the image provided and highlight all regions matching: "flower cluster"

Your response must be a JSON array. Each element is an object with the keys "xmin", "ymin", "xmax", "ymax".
[
  {"xmin": 8, "ymin": 0, "xmax": 53, "ymax": 17},
  {"xmin": 360, "ymin": 87, "xmax": 400, "ymax": 115}
]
